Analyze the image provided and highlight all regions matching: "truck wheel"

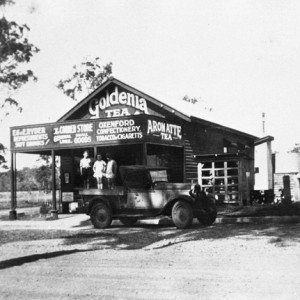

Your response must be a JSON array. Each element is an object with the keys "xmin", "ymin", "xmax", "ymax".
[
  {"xmin": 197, "ymin": 195, "xmax": 217, "ymax": 226},
  {"xmin": 90, "ymin": 203, "xmax": 112, "ymax": 229},
  {"xmin": 119, "ymin": 217, "xmax": 138, "ymax": 227},
  {"xmin": 172, "ymin": 200, "xmax": 193, "ymax": 229}
]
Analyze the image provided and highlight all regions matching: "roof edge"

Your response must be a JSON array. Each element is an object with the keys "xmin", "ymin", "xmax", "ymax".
[
  {"xmin": 190, "ymin": 116, "xmax": 259, "ymax": 140},
  {"xmin": 254, "ymin": 135, "xmax": 274, "ymax": 146}
]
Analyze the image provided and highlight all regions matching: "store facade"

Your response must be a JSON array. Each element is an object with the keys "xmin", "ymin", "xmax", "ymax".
[{"xmin": 10, "ymin": 78, "xmax": 263, "ymax": 217}]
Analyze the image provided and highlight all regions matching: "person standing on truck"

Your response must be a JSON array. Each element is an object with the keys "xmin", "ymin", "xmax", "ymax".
[
  {"xmin": 93, "ymin": 154, "xmax": 106, "ymax": 190},
  {"xmin": 106, "ymin": 152, "xmax": 117, "ymax": 189},
  {"xmin": 80, "ymin": 150, "xmax": 92, "ymax": 189}
]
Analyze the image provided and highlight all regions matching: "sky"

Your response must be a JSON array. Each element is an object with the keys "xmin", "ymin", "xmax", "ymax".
[{"xmin": 1, "ymin": 0, "xmax": 300, "ymax": 167}]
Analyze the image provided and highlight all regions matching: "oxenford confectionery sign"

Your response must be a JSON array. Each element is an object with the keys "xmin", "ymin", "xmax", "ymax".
[{"xmin": 11, "ymin": 116, "xmax": 182, "ymax": 151}]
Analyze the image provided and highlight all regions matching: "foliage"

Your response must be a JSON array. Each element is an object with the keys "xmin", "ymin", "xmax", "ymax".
[
  {"xmin": 57, "ymin": 57, "xmax": 112, "ymax": 101},
  {"xmin": 0, "ymin": 164, "xmax": 60, "ymax": 192},
  {"xmin": 0, "ymin": 142, "xmax": 7, "ymax": 166},
  {"xmin": 0, "ymin": 169, "xmax": 11, "ymax": 191},
  {"xmin": 0, "ymin": 0, "xmax": 40, "ymax": 115},
  {"xmin": 17, "ymin": 167, "xmax": 39, "ymax": 191},
  {"xmin": 0, "ymin": 0, "xmax": 39, "ymax": 168}
]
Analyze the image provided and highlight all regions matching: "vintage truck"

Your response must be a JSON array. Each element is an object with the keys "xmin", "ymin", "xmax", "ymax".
[{"xmin": 80, "ymin": 165, "xmax": 217, "ymax": 229}]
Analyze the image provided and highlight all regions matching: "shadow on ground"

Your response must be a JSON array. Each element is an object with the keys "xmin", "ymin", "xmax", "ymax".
[
  {"xmin": 0, "ymin": 222, "xmax": 299, "ymax": 269},
  {"xmin": 1, "ymin": 222, "xmax": 299, "ymax": 251},
  {"xmin": 66, "ymin": 222, "xmax": 300, "ymax": 250},
  {"xmin": 0, "ymin": 249, "xmax": 93, "ymax": 270}
]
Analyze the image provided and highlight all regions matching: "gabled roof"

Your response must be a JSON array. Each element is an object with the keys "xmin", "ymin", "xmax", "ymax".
[
  {"xmin": 57, "ymin": 77, "xmax": 190, "ymax": 122},
  {"xmin": 57, "ymin": 77, "xmax": 259, "ymax": 141}
]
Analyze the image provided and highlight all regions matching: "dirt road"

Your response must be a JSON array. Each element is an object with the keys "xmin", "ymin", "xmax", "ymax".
[{"xmin": 1, "ymin": 223, "xmax": 299, "ymax": 299}]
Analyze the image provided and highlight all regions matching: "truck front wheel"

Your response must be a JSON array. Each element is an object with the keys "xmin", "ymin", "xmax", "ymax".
[
  {"xmin": 172, "ymin": 200, "xmax": 193, "ymax": 229},
  {"xmin": 90, "ymin": 203, "xmax": 112, "ymax": 229}
]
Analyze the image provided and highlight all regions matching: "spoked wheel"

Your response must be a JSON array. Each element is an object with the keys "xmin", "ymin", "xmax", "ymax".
[
  {"xmin": 90, "ymin": 203, "xmax": 112, "ymax": 229},
  {"xmin": 119, "ymin": 217, "xmax": 138, "ymax": 227},
  {"xmin": 172, "ymin": 200, "xmax": 193, "ymax": 229},
  {"xmin": 197, "ymin": 195, "xmax": 217, "ymax": 226}
]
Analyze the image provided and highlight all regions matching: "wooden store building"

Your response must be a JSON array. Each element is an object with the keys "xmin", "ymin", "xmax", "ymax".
[{"xmin": 9, "ymin": 78, "xmax": 268, "ymax": 216}]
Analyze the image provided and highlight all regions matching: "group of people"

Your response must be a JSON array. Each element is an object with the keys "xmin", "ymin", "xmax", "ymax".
[{"xmin": 80, "ymin": 150, "xmax": 117, "ymax": 190}]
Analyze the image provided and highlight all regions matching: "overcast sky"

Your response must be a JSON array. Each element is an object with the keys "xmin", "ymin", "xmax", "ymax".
[{"xmin": 2, "ymin": 0, "xmax": 300, "ymax": 167}]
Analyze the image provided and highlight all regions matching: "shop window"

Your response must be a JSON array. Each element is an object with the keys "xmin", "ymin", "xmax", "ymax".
[
  {"xmin": 228, "ymin": 161, "xmax": 238, "ymax": 168},
  {"xmin": 203, "ymin": 162, "xmax": 212, "ymax": 169},
  {"xmin": 202, "ymin": 170, "xmax": 211, "ymax": 177},
  {"xmin": 198, "ymin": 160, "xmax": 239, "ymax": 204},
  {"xmin": 228, "ymin": 169, "xmax": 238, "ymax": 176},
  {"xmin": 215, "ymin": 162, "xmax": 224, "ymax": 168}
]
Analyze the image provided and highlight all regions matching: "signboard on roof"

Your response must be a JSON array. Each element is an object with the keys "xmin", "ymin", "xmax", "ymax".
[
  {"xmin": 88, "ymin": 86, "xmax": 149, "ymax": 119},
  {"xmin": 10, "ymin": 116, "xmax": 183, "ymax": 152}
]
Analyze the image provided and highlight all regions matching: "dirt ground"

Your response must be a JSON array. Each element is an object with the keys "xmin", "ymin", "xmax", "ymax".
[{"xmin": 0, "ymin": 222, "xmax": 300, "ymax": 299}]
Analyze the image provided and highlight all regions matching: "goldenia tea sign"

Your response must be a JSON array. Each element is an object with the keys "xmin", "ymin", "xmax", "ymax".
[{"xmin": 89, "ymin": 86, "xmax": 149, "ymax": 118}]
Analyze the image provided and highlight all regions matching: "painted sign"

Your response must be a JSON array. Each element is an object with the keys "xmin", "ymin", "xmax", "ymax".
[
  {"xmin": 10, "ymin": 116, "xmax": 183, "ymax": 151},
  {"xmin": 53, "ymin": 122, "xmax": 94, "ymax": 146},
  {"xmin": 11, "ymin": 126, "xmax": 51, "ymax": 149},
  {"xmin": 147, "ymin": 119, "xmax": 182, "ymax": 142},
  {"xmin": 95, "ymin": 118, "xmax": 143, "ymax": 143},
  {"xmin": 88, "ymin": 86, "xmax": 149, "ymax": 118},
  {"xmin": 62, "ymin": 192, "xmax": 74, "ymax": 202}
]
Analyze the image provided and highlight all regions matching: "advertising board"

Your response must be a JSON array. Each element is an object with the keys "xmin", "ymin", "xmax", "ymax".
[{"xmin": 10, "ymin": 116, "xmax": 183, "ymax": 151}]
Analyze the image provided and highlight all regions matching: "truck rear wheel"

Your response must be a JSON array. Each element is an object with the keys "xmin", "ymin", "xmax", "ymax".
[
  {"xmin": 172, "ymin": 200, "xmax": 193, "ymax": 229},
  {"xmin": 119, "ymin": 217, "xmax": 138, "ymax": 227},
  {"xmin": 90, "ymin": 203, "xmax": 112, "ymax": 229}
]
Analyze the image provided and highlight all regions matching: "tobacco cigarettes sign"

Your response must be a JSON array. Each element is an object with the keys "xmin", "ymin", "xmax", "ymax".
[{"xmin": 10, "ymin": 116, "xmax": 183, "ymax": 151}]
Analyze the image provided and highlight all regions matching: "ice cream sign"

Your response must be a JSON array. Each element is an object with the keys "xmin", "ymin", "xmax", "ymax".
[{"xmin": 89, "ymin": 86, "xmax": 149, "ymax": 118}]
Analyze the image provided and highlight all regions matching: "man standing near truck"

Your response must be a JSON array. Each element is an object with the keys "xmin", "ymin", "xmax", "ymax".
[{"xmin": 106, "ymin": 153, "xmax": 117, "ymax": 189}]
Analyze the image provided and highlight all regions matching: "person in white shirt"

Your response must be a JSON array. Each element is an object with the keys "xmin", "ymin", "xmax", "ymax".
[
  {"xmin": 80, "ymin": 150, "xmax": 92, "ymax": 189},
  {"xmin": 93, "ymin": 154, "xmax": 106, "ymax": 189},
  {"xmin": 106, "ymin": 152, "xmax": 117, "ymax": 189}
]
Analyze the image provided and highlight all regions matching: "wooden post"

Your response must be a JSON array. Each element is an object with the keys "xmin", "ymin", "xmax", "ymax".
[
  {"xmin": 9, "ymin": 151, "xmax": 17, "ymax": 220},
  {"xmin": 142, "ymin": 143, "xmax": 147, "ymax": 165},
  {"xmin": 51, "ymin": 150, "xmax": 58, "ymax": 219}
]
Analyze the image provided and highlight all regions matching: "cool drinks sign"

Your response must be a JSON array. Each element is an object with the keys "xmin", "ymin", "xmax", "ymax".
[{"xmin": 11, "ymin": 116, "xmax": 183, "ymax": 151}]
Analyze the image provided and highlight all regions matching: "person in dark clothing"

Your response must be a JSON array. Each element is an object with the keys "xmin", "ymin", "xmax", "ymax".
[{"xmin": 189, "ymin": 183, "xmax": 208, "ymax": 211}]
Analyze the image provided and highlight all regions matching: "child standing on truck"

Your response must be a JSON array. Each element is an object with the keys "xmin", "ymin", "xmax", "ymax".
[
  {"xmin": 106, "ymin": 153, "xmax": 117, "ymax": 189},
  {"xmin": 93, "ymin": 154, "xmax": 107, "ymax": 189}
]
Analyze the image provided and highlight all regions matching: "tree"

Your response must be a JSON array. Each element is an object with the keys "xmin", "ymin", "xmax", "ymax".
[
  {"xmin": 0, "ymin": 0, "xmax": 40, "ymax": 114},
  {"xmin": 57, "ymin": 57, "xmax": 112, "ymax": 101},
  {"xmin": 0, "ymin": 142, "xmax": 8, "ymax": 169},
  {"xmin": 0, "ymin": 0, "xmax": 39, "ymax": 168},
  {"xmin": 17, "ymin": 167, "xmax": 38, "ymax": 192}
]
